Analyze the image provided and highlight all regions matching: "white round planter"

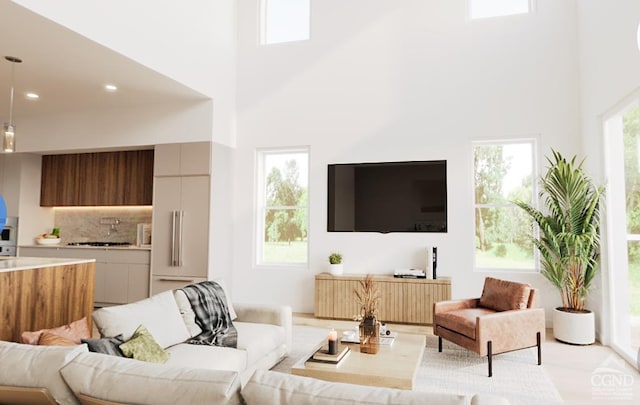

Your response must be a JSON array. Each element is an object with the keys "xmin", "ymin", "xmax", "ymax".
[
  {"xmin": 552, "ymin": 307, "xmax": 595, "ymax": 345},
  {"xmin": 329, "ymin": 264, "xmax": 344, "ymax": 275}
]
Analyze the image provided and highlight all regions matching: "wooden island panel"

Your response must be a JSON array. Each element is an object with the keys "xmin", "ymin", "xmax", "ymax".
[
  {"xmin": 0, "ymin": 262, "xmax": 95, "ymax": 342},
  {"xmin": 315, "ymin": 273, "xmax": 451, "ymax": 325}
]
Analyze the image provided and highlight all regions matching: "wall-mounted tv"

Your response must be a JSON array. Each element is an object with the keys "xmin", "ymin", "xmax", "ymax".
[{"xmin": 327, "ymin": 160, "xmax": 447, "ymax": 233}]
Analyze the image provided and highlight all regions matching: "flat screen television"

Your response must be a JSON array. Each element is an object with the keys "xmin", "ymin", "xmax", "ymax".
[{"xmin": 327, "ymin": 160, "xmax": 447, "ymax": 233}]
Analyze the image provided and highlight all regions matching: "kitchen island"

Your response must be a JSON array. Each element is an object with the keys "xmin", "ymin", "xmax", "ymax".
[{"xmin": 0, "ymin": 257, "xmax": 95, "ymax": 342}]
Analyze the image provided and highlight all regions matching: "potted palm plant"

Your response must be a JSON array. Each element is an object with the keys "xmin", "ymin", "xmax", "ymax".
[{"xmin": 514, "ymin": 150, "xmax": 605, "ymax": 345}]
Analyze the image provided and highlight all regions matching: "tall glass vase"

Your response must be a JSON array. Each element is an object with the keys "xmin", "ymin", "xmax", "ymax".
[{"xmin": 359, "ymin": 316, "xmax": 380, "ymax": 354}]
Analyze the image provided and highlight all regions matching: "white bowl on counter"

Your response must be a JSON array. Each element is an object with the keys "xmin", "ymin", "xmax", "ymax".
[{"xmin": 36, "ymin": 238, "xmax": 61, "ymax": 245}]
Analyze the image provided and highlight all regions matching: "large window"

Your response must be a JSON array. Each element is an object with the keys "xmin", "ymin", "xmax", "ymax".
[
  {"xmin": 260, "ymin": 0, "xmax": 311, "ymax": 45},
  {"xmin": 473, "ymin": 140, "xmax": 537, "ymax": 271},
  {"xmin": 467, "ymin": 0, "xmax": 533, "ymax": 20},
  {"xmin": 256, "ymin": 148, "xmax": 309, "ymax": 267},
  {"xmin": 603, "ymin": 94, "xmax": 640, "ymax": 366}
]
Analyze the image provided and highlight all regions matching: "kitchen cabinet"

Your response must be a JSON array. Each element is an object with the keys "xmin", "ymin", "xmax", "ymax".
[
  {"xmin": 18, "ymin": 247, "xmax": 150, "ymax": 306},
  {"xmin": 40, "ymin": 150, "xmax": 154, "ymax": 206},
  {"xmin": 154, "ymin": 142, "xmax": 211, "ymax": 176}
]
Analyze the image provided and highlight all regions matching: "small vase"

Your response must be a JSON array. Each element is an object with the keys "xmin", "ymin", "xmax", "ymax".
[{"xmin": 358, "ymin": 316, "xmax": 380, "ymax": 354}]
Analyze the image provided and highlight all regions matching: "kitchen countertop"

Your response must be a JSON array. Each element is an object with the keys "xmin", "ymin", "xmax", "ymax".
[
  {"xmin": 0, "ymin": 257, "xmax": 96, "ymax": 272},
  {"xmin": 19, "ymin": 244, "xmax": 152, "ymax": 251}
]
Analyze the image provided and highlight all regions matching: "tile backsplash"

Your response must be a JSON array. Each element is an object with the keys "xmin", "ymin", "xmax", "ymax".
[{"xmin": 54, "ymin": 207, "xmax": 152, "ymax": 244}]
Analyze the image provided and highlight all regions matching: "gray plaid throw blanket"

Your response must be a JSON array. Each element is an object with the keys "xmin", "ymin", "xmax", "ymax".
[{"xmin": 180, "ymin": 281, "xmax": 237, "ymax": 348}]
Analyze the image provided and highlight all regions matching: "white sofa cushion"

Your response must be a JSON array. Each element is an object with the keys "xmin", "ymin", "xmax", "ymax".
[
  {"xmin": 242, "ymin": 370, "xmax": 470, "ymax": 405},
  {"xmin": 165, "ymin": 343, "xmax": 247, "ymax": 372},
  {"xmin": 174, "ymin": 279, "xmax": 237, "ymax": 337},
  {"xmin": 235, "ymin": 321, "xmax": 286, "ymax": 366},
  {"xmin": 92, "ymin": 290, "xmax": 190, "ymax": 349},
  {"xmin": 0, "ymin": 341, "xmax": 87, "ymax": 405},
  {"xmin": 60, "ymin": 351, "xmax": 243, "ymax": 405}
]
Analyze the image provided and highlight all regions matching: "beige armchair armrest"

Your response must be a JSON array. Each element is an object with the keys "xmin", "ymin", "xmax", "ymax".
[
  {"xmin": 434, "ymin": 298, "xmax": 480, "ymax": 315},
  {"xmin": 233, "ymin": 303, "xmax": 293, "ymax": 353}
]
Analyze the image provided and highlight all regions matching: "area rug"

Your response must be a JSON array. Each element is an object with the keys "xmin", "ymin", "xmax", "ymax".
[{"xmin": 272, "ymin": 326, "xmax": 563, "ymax": 405}]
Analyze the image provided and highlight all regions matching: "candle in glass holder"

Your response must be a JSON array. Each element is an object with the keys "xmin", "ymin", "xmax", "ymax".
[{"xmin": 328, "ymin": 329, "xmax": 338, "ymax": 354}]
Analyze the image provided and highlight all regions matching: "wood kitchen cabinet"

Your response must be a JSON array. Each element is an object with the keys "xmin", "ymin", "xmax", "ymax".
[
  {"xmin": 19, "ymin": 247, "xmax": 150, "ymax": 306},
  {"xmin": 40, "ymin": 150, "xmax": 154, "ymax": 206}
]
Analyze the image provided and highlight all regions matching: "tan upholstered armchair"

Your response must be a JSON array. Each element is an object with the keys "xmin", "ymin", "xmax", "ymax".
[{"xmin": 433, "ymin": 277, "xmax": 545, "ymax": 377}]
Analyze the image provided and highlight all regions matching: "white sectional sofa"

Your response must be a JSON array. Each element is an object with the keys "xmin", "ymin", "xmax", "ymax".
[
  {"xmin": 0, "ymin": 289, "xmax": 510, "ymax": 405},
  {"xmin": 89, "ymin": 289, "xmax": 292, "ymax": 385}
]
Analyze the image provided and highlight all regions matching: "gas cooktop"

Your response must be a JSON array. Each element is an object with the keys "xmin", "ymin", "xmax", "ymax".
[{"xmin": 67, "ymin": 242, "xmax": 131, "ymax": 247}]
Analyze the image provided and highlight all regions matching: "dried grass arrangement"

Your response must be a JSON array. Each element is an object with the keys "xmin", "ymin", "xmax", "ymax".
[{"xmin": 354, "ymin": 274, "xmax": 380, "ymax": 321}]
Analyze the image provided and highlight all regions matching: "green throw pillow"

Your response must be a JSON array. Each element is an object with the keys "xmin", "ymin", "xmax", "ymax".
[{"xmin": 119, "ymin": 325, "xmax": 169, "ymax": 364}]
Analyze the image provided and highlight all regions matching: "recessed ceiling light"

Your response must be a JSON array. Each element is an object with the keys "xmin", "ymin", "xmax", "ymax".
[
  {"xmin": 104, "ymin": 84, "xmax": 118, "ymax": 92},
  {"xmin": 25, "ymin": 92, "xmax": 39, "ymax": 100}
]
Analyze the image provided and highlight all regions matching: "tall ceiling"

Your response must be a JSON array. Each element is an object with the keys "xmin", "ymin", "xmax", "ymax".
[{"xmin": 0, "ymin": 1, "xmax": 207, "ymax": 129}]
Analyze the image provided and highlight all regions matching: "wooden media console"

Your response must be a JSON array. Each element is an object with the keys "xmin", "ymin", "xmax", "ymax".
[{"xmin": 314, "ymin": 273, "xmax": 451, "ymax": 325}]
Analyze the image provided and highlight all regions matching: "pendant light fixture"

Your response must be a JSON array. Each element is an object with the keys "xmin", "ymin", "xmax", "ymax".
[{"xmin": 3, "ymin": 56, "xmax": 22, "ymax": 153}]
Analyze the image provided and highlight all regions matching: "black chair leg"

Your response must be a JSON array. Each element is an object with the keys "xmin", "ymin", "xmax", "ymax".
[
  {"xmin": 537, "ymin": 331, "xmax": 542, "ymax": 366},
  {"xmin": 438, "ymin": 336, "xmax": 442, "ymax": 352},
  {"xmin": 487, "ymin": 341, "xmax": 493, "ymax": 377}
]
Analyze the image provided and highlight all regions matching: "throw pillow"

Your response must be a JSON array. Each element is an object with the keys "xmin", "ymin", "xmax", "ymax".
[
  {"xmin": 174, "ymin": 278, "xmax": 237, "ymax": 339},
  {"xmin": 0, "ymin": 341, "xmax": 87, "ymax": 405},
  {"xmin": 38, "ymin": 331, "xmax": 76, "ymax": 346},
  {"xmin": 81, "ymin": 334, "xmax": 126, "ymax": 357},
  {"xmin": 173, "ymin": 289, "xmax": 203, "ymax": 337},
  {"xmin": 479, "ymin": 277, "xmax": 531, "ymax": 312},
  {"xmin": 21, "ymin": 317, "xmax": 91, "ymax": 345},
  {"xmin": 119, "ymin": 325, "xmax": 169, "ymax": 364},
  {"xmin": 92, "ymin": 290, "xmax": 190, "ymax": 349}
]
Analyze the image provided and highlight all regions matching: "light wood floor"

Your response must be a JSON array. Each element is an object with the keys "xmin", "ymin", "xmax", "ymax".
[{"xmin": 294, "ymin": 313, "xmax": 640, "ymax": 404}]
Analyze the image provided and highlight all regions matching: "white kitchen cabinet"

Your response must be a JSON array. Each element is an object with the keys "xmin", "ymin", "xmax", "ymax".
[
  {"xmin": 18, "ymin": 247, "xmax": 150, "ymax": 306},
  {"xmin": 154, "ymin": 142, "xmax": 211, "ymax": 177},
  {"xmin": 151, "ymin": 176, "xmax": 210, "ymax": 284}
]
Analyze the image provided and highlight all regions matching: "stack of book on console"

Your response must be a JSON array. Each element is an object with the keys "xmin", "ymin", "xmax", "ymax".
[{"xmin": 306, "ymin": 346, "xmax": 350, "ymax": 366}]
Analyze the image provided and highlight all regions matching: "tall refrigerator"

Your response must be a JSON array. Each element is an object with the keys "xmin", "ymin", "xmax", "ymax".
[{"xmin": 151, "ymin": 143, "xmax": 211, "ymax": 294}]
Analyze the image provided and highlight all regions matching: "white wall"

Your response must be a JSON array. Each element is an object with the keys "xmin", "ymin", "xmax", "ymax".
[
  {"xmin": 13, "ymin": 0, "xmax": 237, "ymax": 147},
  {"xmin": 232, "ymin": 0, "xmax": 581, "ymax": 316},
  {"xmin": 17, "ymin": 100, "xmax": 213, "ymax": 153},
  {"xmin": 209, "ymin": 143, "xmax": 236, "ymax": 294},
  {"xmin": 576, "ymin": 0, "xmax": 640, "ymax": 343}
]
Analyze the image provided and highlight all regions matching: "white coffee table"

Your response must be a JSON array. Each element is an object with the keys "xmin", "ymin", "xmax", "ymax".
[{"xmin": 291, "ymin": 332, "xmax": 426, "ymax": 390}]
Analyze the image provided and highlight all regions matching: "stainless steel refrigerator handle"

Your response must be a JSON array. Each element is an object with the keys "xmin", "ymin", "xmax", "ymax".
[
  {"xmin": 176, "ymin": 210, "xmax": 184, "ymax": 267},
  {"xmin": 170, "ymin": 210, "xmax": 177, "ymax": 266}
]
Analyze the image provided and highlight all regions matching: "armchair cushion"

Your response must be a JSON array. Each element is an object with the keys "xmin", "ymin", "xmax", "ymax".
[
  {"xmin": 479, "ymin": 277, "xmax": 531, "ymax": 311},
  {"xmin": 435, "ymin": 308, "xmax": 495, "ymax": 339}
]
